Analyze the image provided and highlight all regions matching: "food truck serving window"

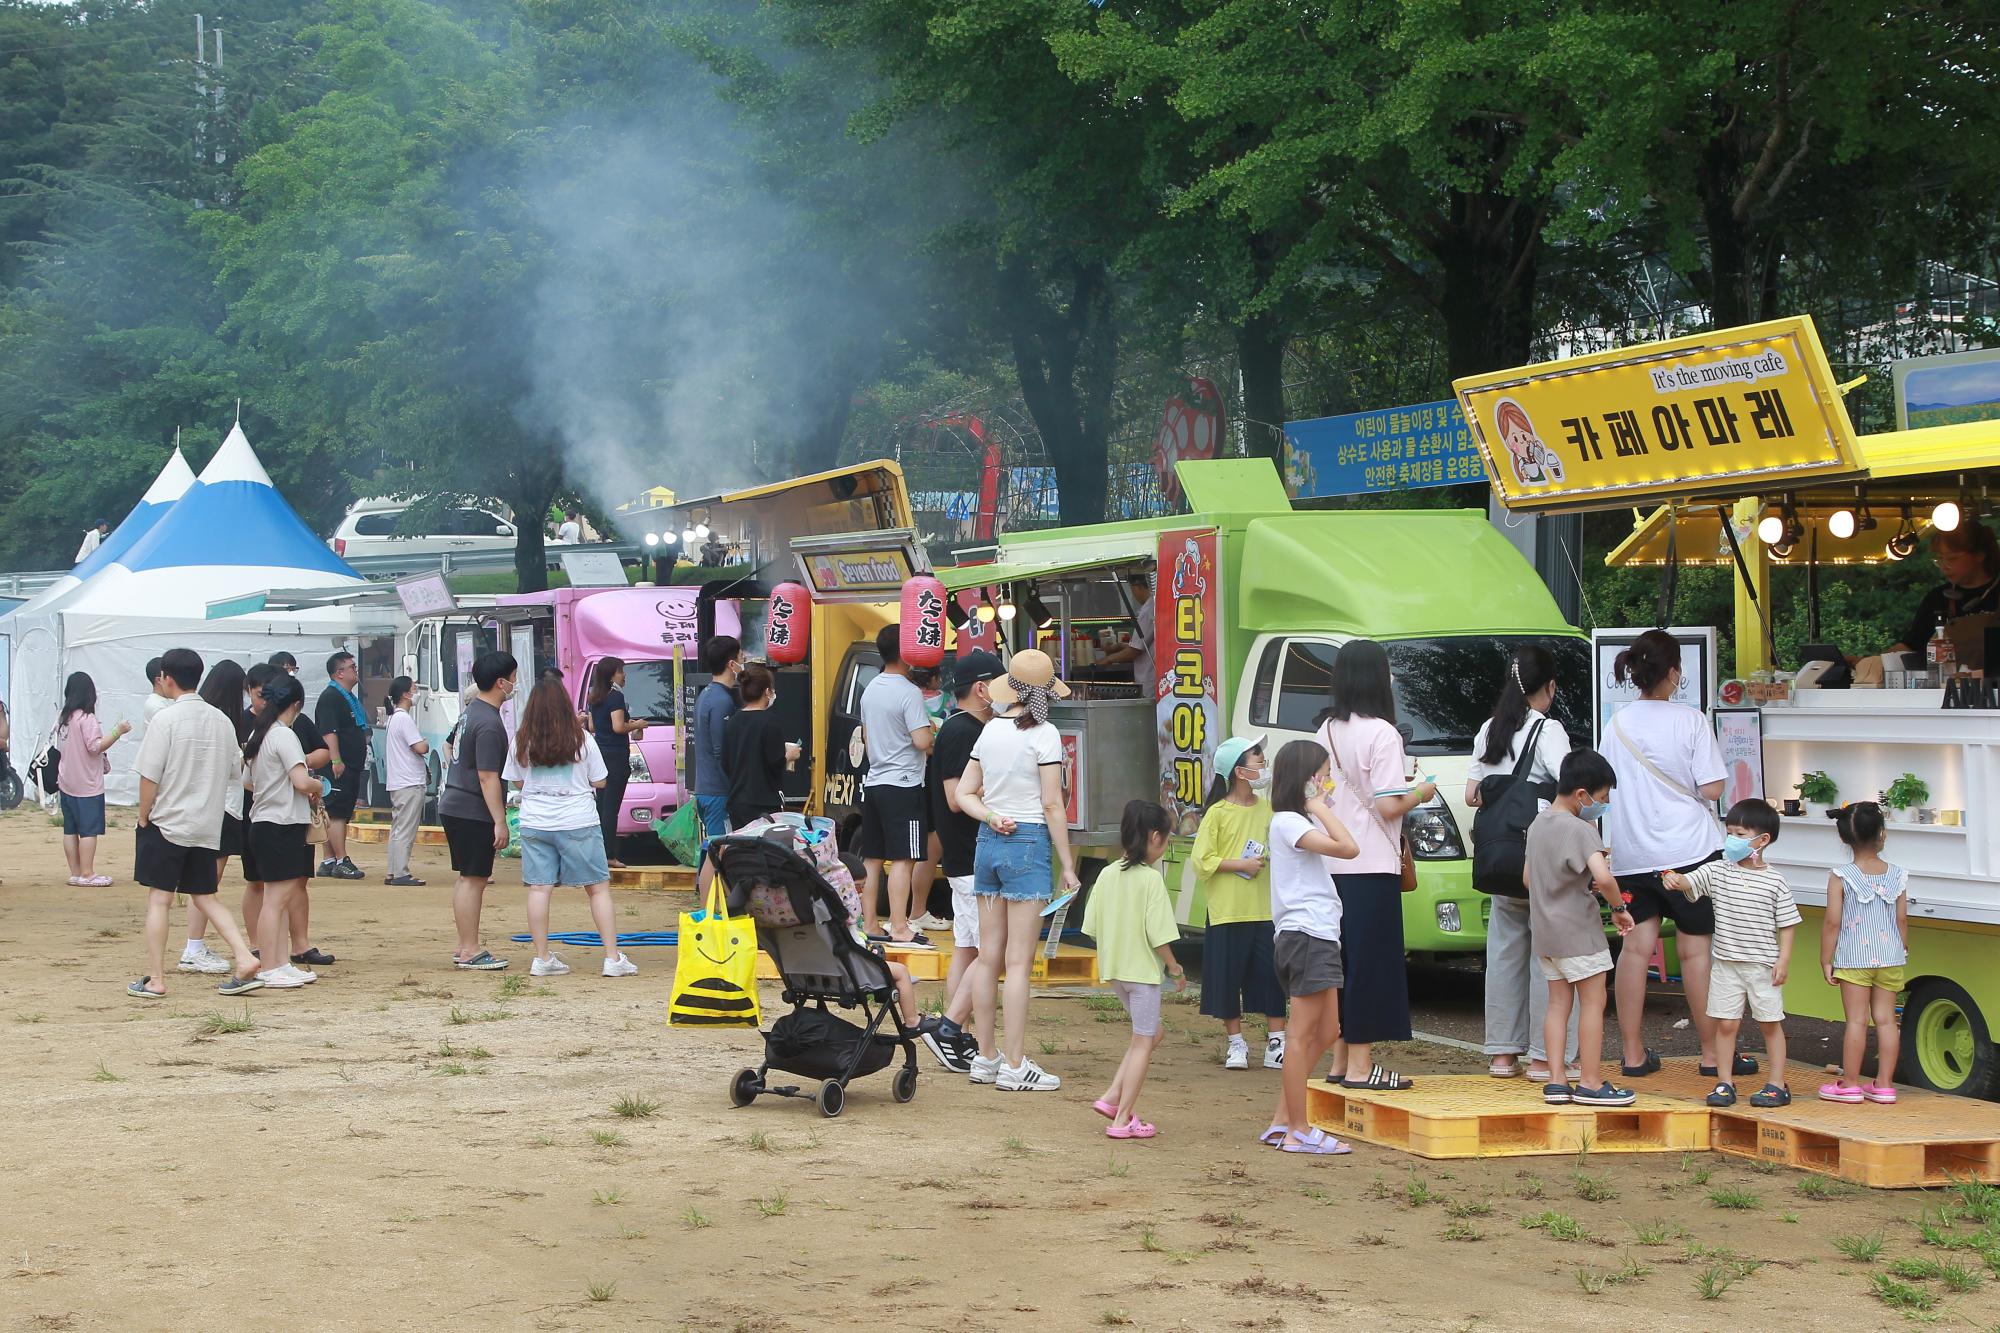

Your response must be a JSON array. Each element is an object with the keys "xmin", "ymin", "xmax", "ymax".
[{"xmin": 1257, "ymin": 636, "xmax": 1591, "ymax": 754}]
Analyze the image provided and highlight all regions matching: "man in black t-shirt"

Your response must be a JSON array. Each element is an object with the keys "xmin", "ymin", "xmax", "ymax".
[
  {"xmin": 314, "ymin": 651, "xmax": 370, "ymax": 880},
  {"xmin": 918, "ymin": 650, "xmax": 1004, "ymax": 1072}
]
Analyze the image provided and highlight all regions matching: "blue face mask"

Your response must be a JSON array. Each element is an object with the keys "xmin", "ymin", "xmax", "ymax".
[
  {"xmin": 1581, "ymin": 799, "xmax": 1610, "ymax": 822},
  {"xmin": 1722, "ymin": 834, "xmax": 1758, "ymax": 863}
]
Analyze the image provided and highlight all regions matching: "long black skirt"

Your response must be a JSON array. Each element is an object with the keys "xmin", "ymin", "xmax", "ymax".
[{"xmin": 1335, "ymin": 872, "xmax": 1412, "ymax": 1044}]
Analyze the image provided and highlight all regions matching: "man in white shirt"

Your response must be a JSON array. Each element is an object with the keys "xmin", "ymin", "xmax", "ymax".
[
  {"xmin": 1102, "ymin": 570, "xmax": 1155, "ymax": 688},
  {"xmin": 556, "ymin": 513, "xmax": 582, "ymax": 544},
  {"xmin": 129, "ymin": 648, "xmax": 263, "ymax": 1000},
  {"xmin": 74, "ymin": 519, "xmax": 109, "ymax": 563}
]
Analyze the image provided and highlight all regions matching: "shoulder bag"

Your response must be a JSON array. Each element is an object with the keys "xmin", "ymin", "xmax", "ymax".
[
  {"xmin": 1608, "ymin": 710, "xmax": 1724, "ymax": 845},
  {"xmin": 1469, "ymin": 718, "xmax": 1549, "ymax": 899},
  {"xmin": 1321, "ymin": 720, "xmax": 1419, "ymax": 893},
  {"xmin": 28, "ymin": 725, "xmax": 61, "ymax": 798}
]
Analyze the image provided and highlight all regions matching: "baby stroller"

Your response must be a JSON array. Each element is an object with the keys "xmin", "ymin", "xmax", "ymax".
[{"xmin": 709, "ymin": 830, "xmax": 921, "ymax": 1117}]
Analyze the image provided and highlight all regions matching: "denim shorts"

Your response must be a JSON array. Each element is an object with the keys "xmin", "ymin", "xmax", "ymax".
[
  {"xmin": 973, "ymin": 821, "xmax": 1053, "ymax": 902},
  {"xmin": 520, "ymin": 824, "xmax": 610, "ymax": 887},
  {"xmin": 695, "ymin": 794, "xmax": 731, "ymax": 848},
  {"xmin": 60, "ymin": 791, "xmax": 106, "ymax": 837}
]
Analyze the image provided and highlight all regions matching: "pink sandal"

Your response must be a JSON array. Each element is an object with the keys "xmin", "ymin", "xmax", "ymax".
[
  {"xmin": 1862, "ymin": 1084, "xmax": 1897, "ymax": 1104},
  {"xmin": 1093, "ymin": 1098, "xmax": 1118, "ymax": 1120},
  {"xmin": 1818, "ymin": 1082, "xmax": 1864, "ymax": 1103},
  {"xmin": 1281, "ymin": 1132, "xmax": 1351, "ymax": 1155},
  {"xmin": 1106, "ymin": 1119, "xmax": 1157, "ymax": 1140}
]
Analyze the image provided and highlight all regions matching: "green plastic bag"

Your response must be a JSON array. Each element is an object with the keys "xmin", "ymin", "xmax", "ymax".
[
  {"xmin": 654, "ymin": 802, "xmax": 701, "ymax": 867},
  {"xmin": 499, "ymin": 806, "xmax": 522, "ymax": 859}
]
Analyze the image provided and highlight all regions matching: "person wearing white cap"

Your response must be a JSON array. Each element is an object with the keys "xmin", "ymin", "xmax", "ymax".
[
  {"xmin": 1193, "ymin": 734, "xmax": 1288, "ymax": 1070},
  {"xmin": 952, "ymin": 649, "xmax": 1081, "ymax": 1092}
]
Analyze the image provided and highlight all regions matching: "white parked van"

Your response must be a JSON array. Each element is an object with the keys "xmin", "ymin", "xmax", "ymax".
[{"xmin": 328, "ymin": 497, "xmax": 516, "ymax": 559}]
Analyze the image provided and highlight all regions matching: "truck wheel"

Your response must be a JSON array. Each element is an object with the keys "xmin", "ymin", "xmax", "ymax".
[{"xmin": 1900, "ymin": 979, "xmax": 2000, "ymax": 1099}]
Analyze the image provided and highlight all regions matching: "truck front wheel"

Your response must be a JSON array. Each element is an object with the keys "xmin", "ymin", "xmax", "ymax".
[{"xmin": 1900, "ymin": 979, "xmax": 2000, "ymax": 1099}]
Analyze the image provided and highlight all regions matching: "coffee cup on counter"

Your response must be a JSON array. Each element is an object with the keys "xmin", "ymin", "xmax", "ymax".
[{"xmin": 1781, "ymin": 798, "xmax": 1803, "ymax": 816}]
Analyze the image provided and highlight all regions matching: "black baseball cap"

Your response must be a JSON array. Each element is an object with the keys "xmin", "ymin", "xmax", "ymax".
[{"xmin": 951, "ymin": 649, "xmax": 1006, "ymax": 693}]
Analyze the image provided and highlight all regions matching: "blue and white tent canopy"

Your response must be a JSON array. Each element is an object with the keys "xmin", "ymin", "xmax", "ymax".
[
  {"xmin": 63, "ymin": 424, "xmax": 362, "ymax": 616},
  {"xmin": 12, "ymin": 446, "xmax": 197, "ymax": 616}
]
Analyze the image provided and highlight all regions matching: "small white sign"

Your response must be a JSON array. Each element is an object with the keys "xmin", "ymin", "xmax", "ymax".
[
  {"xmin": 395, "ymin": 571, "xmax": 456, "ymax": 618},
  {"xmin": 1591, "ymin": 626, "xmax": 1717, "ymax": 745},
  {"xmin": 560, "ymin": 550, "xmax": 631, "ymax": 588}
]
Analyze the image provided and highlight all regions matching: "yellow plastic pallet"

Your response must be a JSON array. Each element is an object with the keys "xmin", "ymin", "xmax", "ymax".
[
  {"xmin": 345, "ymin": 824, "xmax": 446, "ymax": 846},
  {"xmin": 1305, "ymin": 1076, "xmax": 1710, "ymax": 1160},
  {"xmin": 1639, "ymin": 1057, "xmax": 2000, "ymax": 1188},
  {"xmin": 882, "ymin": 943, "xmax": 952, "ymax": 981},
  {"xmin": 610, "ymin": 866, "xmax": 696, "ymax": 891}
]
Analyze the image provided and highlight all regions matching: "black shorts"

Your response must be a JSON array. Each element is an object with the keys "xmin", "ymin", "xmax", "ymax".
[
  {"xmin": 443, "ymin": 813, "xmax": 497, "ymax": 880},
  {"xmin": 1618, "ymin": 854, "xmax": 1721, "ymax": 935},
  {"xmin": 134, "ymin": 822, "xmax": 220, "ymax": 896},
  {"xmin": 219, "ymin": 812, "xmax": 245, "ymax": 858},
  {"xmin": 248, "ymin": 820, "xmax": 312, "ymax": 883},
  {"xmin": 323, "ymin": 768, "xmax": 361, "ymax": 819},
  {"xmin": 1199, "ymin": 920, "xmax": 1288, "ymax": 1020},
  {"xmin": 858, "ymin": 783, "xmax": 927, "ymax": 862}
]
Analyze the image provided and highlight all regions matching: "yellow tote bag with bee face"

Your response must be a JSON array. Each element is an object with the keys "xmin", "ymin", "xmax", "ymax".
[{"xmin": 668, "ymin": 883, "xmax": 761, "ymax": 1027}]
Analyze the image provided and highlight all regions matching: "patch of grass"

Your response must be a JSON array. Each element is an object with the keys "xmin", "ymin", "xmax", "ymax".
[
  {"xmin": 585, "ymin": 1280, "xmax": 616, "ymax": 1303},
  {"xmin": 1107, "ymin": 1155, "xmax": 1130, "ymax": 1179},
  {"xmin": 1516, "ymin": 1176, "xmax": 1547, "ymax": 1201},
  {"xmin": 1038, "ymin": 1038, "xmax": 1061, "ymax": 1056},
  {"xmin": 591, "ymin": 1189, "xmax": 623, "ymax": 1206},
  {"xmin": 1082, "ymin": 994, "xmax": 1123, "ymax": 1012},
  {"xmin": 1947, "ymin": 1175, "xmax": 2000, "ymax": 1224},
  {"xmin": 1834, "ymin": 1231, "xmax": 1886, "ymax": 1262},
  {"xmin": 434, "ymin": 1062, "xmax": 471, "ymax": 1076},
  {"xmin": 1572, "ymin": 1172, "xmax": 1616, "ymax": 1203},
  {"xmin": 1707, "ymin": 1186, "xmax": 1761, "ymax": 1211},
  {"xmin": 1795, "ymin": 1175, "xmax": 1860, "ymax": 1201},
  {"xmin": 612, "ymin": 1093, "xmax": 660, "ymax": 1119},
  {"xmin": 1780, "ymin": 1211, "xmax": 1798, "ymax": 1223},
  {"xmin": 1402, "ymin": 1171, "xmax": 1435, "ymax": 1208},
  {"xmin": 1444, "ymin": 1199, "xmax": 1494, "ymax": 1219},
  {"xmin": 1441, "ymin": 1221, "xmax": 1483, "ymax": 1242},
  {"xmin": 1870, "ymin": 1275, "xmax": 1938, "ymax": 1312},
  {"xmin": 197, "ymin": 1007, "xmax": 255, "ymax": 1035},
  {"xmin": 1002, "ymin": 1135, "xmax": 1030, "ymax": 1156},
  {"xmin": 91, "ymin": 1062, "xmax": 124, "ymax": 1083},
  {"xmin": 1887, "ymin": 1257, "xmax": 1982, "ymax": 1292},
  {"xmin": 1353, "ymin": 1231, "xmax": 1387, "ymax": 1246},
  {"xmin": 1098, "ymin": 1311, "xmax": 1133, "ymax": 1327},
  {"xmin": 530, "ymin": 1134, "xmax": 556, "ymax": 1148},
  {"xmin": 1633, "ymin": 1219, "xmax": 1687, "ymax": 1246},
  {"xmin": 746, "ymin": 1131, "xmax": 777, "ymax": 1153},
  {"xmin": 1689, "ymin": 1165, "xmax": 1714, "ymax": 1186},
  {"xmin": 496, "ymin": 974, "xmax": 528, "ymax": 1000},
  {"xmin": 682, "ymin": 1207, "xmax": 710, "ymax": 1230},
  {"xmin": 590, "ymin": 1130, "xmax": 626, "ymax": 1148},
  {"xmin": 1520, "ymin": 1209, "xmax": 1587, "ymax": 1242},
  {"xmin": 615, "ymin": 1226, "xmax": 646, "ymax": 1241},
  {"xmin": 435, "ymin": 1042, "xmax": 491, "ymax": 1060},
  {"xmin": 1694, "ymin": 1264, "xmax": 1738, "ymax": 1301},
  {"xmin": 15, "ymin": 1012, "xmax": 46, "ymax": 1023},
  {"xmin": 754, "ymin": 1190, "xmax": 789, "ymax": 1217}
]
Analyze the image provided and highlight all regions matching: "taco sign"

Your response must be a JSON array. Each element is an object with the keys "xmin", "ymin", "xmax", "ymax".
[{"xmin": 1454, "ymin": 316, "xmax": 1864, "ymax": 512}]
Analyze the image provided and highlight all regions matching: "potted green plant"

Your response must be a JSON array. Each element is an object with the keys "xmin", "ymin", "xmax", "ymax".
[
  {"xmin": 1795, "ymin": 770, "xmax": 1839, "ymax": 818},
  {"xmin": 1882, "ymin": 772, "xmax": 1930, "ymax": 823}
]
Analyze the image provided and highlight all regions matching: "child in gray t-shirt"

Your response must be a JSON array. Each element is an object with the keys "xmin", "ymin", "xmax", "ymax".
[{"xmin": 1524, "ymin": 749, "xmax": 1636, "ymax": 1109}]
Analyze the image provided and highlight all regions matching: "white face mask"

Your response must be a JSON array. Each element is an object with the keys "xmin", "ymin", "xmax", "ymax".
[{"xmin": 1246, "ymin": 769, "xmax": 1272, "ymax": 790}]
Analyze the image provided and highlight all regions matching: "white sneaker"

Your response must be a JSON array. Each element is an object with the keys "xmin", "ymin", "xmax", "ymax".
[
  {"xmin": 1265, "ymin": 1033, "xmax": 1287, "ymax": 1070},
  {"xmin": 912, "ymin": 912, "xmax": 950, "ymax": 933},
  {"xmin": 178, "ymin": 947, "xmax": 230, "ymax": 975},
  {"xmin": 1224, "ymin": 1035, "xmax": 1249, "ymax": 1070},
  {"xmin": 968, "ymin": 1053, "xmax": 1002, "ymax": 1085},
  {"xmin": 997, "ymin": 1058, "xmax": 1061, "ymax": 1092},
  {"xmin": 281, "ymin": 964, "xmax": 317, "ymax": 985},
  {"xmin": 255, "ymin": 967, "xmax": 306, "ymax": 989},
  {"xmin": 530, "ymin": 953, "xmax": 570, "ymax": 977},
  {"xmin": 601, "ymin": 954, "xmax": 638, "ymax": 978}
]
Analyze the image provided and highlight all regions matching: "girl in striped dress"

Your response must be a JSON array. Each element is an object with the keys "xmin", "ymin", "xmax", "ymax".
[{"xmin": 1818, "ymin": 803, "xmax": 1909, "ymax": 1105}]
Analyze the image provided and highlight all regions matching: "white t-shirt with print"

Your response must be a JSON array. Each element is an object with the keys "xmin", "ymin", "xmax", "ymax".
[
  {"xmin": 1600, "ymin": 699, "xmax": 1726, "ymax": 875},
  {"xmin": 504, "ymin": 732, "xmax": 608, "ymax": 832},
  {"xmin": 969, "ymin": 717, "xmax": 1064, "ymax": 825},
  {"xmin": 385, "ymin": 710, "xmax": 428, "ymax": 791},
  {"xmin": 1269, "ymin": 810, "xmax": 1343, "ymax": 943}
]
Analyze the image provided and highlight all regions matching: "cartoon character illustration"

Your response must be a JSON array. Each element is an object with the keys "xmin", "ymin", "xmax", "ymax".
[
  {"xmin": 1169, "ymin": 537, "xmax": 1207, "ymax": 599},
  {"xmin": 1494, "ymin": 398, "xmax": 1565, "ymax": 487}
]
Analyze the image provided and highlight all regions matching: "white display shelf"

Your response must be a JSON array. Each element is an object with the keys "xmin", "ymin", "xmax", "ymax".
[{"xmin": 1779, "ymin": 814, "xmax": 1967, "ymax": 835}]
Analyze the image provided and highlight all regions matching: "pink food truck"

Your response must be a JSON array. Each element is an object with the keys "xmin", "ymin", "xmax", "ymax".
[{"xmin": 491, "ymin": 585, "xmax": 741, "ymax": 848}]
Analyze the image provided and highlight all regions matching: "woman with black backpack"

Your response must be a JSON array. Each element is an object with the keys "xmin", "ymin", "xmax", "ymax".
[{"xmin": 1467, "ymin": 645, "xmax": 1577, "ymax": 1082}]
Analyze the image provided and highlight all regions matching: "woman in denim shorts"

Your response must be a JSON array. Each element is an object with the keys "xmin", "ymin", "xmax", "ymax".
[
  {"xmin": 504, "ymin": 680, "xmax": 638, "ymax": 980},
  {"xmin": 952, "ymin": 650, "xmax": 1082, "ymax": 1093}
]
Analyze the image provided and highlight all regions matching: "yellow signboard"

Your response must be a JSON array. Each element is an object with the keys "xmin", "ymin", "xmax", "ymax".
[{"xmin": 1454, "ymin": 317, "xmax": 1862, "ymax": 512}]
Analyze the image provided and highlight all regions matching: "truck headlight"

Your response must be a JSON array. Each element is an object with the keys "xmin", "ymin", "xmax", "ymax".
[
  {"xmin": 627, "ymin": 747, "xmax": 652, "ymax": 784},
  {"xmin": 1404, "ymin": 800, "xmax": 1464, "ymax": 860}
]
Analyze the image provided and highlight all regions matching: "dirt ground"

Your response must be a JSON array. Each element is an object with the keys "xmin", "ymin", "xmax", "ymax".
[{"xmin": 2, "ymin": 804, "xmax": 1996, "ymax": 1332}]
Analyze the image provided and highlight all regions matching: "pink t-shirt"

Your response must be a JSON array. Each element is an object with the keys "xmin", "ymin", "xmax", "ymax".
[
  {"xmin": 58, "ymin": 712, "xmax": 108, "ymax": 798},
  {"xmin": 1315, "ymin": 715, "xmax": 1408, "ymax": 876}
]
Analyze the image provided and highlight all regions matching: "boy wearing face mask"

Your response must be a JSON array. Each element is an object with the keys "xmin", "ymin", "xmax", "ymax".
[
  {"xmin": 1663, "ymin": 798, "xmax": 1797, "ymax": 1108},
  {"xmin": 1526, "ymin": 749, "xmax": 1636, "ymax": 1108}
]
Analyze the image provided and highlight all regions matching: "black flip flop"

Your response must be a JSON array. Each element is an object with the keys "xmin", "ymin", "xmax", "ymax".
[
  {"xmin": 1621, "ymin": 1048, "xmax": 1661, "ymax": 1078},
  {"xmin": 127, "ymin": 976, "xmax": 165, "ymax": 1000},
  {"xmin": 1339, "ymin": 1064, "xmax": 1415, "ymax": 1091}
]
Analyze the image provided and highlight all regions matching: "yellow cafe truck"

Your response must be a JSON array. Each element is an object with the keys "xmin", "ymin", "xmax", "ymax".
[
  {"xmin": 1459, "ymin": 315, "xmax": 2000, "ymax": 1098},
  {"xmin": 931, "ymin": 459, "xmax": 1591, "ymax": 956}
]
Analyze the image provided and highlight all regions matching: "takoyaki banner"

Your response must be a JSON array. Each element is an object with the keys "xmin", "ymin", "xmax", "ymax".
[
  {"xmin": 1455, "ymin": 316, "xmax": 1863, "ymax": 514},
  {"xmin": 1155, "ymin": 527, "xmax": 1223, "ymax": 837}
]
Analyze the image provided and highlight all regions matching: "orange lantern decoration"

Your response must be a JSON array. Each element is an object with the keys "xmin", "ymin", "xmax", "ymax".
[
  {"xmin": 899, "ymin": 575, "xmax": 947, "ymax": 668},
  {"xmin": 765, "ymin": 581, "xmax": 811, "ymax": 664}
]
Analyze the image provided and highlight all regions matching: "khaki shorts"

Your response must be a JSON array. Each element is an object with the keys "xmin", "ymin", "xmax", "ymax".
[
  {"xmin": 1708, "ymin": 956, "xmax": 1786, "ymax": 1024},
  {"xmin": 1539, "ymin": 951, "xmax": 1613, "ymax": 984}
]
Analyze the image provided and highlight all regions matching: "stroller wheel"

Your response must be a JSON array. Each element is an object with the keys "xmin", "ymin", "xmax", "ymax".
[
  {"xmin": 892, "ymin": 1065, "xmax": 918, "ymax": 1104},
  {"xmin": 815, "ymin": 1079, "xmax": 846, "ymax": 1118},
  {"xmin": 730, "ymin": 1067, "xmax": 762, "ymax": 1107}
]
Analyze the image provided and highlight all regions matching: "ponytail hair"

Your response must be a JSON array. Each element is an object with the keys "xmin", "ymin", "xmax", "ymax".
[
  {"xmin": 1480, "ymin": 644, "xmax": 1559, "ymax": 765},
  {"xmin": 1613, "ymin": 628, "xmax": 1681, "ymax": 696},
  {"xmin": 1835, "ymin": 801, "xmax": 1886, "ymax": 851},
  {"xmin": 1117, "ymin": 799, "xmax": 1173, "ymax": 869},
  {"xmin": 246, "ymin": 675, "xmax": 304, "ymax": 761},
  {"xmin": 588, "ymin": 656, "xmax": 623, "ymax": 708}
]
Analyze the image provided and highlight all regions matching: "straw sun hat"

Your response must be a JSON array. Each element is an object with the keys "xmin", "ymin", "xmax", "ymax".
[{"xmin": 988, "ymin": 649, "xmax": 1072, "ymax": 710}]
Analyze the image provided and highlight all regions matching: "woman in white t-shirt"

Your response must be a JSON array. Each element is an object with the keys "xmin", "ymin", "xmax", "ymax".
[
  {"xmin": 952, "ymin": 650, "xmax": 1081, "ymax": 1093},
  {"xmin": 505, "ymin": 679, "xmax": 634, "ymax": 979},
  {"xmin": 383, "ymin": 676, "xmax": 431, "ymax": 888},
  {"xmin": 1599, "ymin": 629, "xmax": 1736, "ymax": 1083},
  {"xmin": 1465, "ymin": 645, "xmax": 1578, "ymax": 1081},
  {"xmin": 246, "ymin": 676, "xmax": 323, "ymax": 989}
]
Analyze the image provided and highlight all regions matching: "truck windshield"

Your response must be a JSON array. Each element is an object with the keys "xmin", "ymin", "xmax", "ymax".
[
  {"xmin": 1266, "ymin": 635, "xmax": 1591, "ymax": 755},
  {"xmin": 616, "ymin": 662, "xmax": 680, "ymax": 723}
]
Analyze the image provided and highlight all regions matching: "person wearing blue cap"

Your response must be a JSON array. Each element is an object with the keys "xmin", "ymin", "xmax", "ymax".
[{"xmin": 1192, "ymin": 734, "xmax": 1288, "ymax": 1071}]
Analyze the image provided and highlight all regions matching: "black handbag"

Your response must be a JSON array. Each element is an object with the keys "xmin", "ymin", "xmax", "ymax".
[
  {"xmin": 27, "ymin": 733, "xmax": 60, "ymax": 798},
  {"xmin": 1470, "ymin": 718, "xmax": 1551, "ymax": 899}
]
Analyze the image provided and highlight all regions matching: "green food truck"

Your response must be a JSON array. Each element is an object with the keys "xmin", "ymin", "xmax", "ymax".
[{"xmin": 938, "ymin": 459, "xmax": 1589, "ymax": 954}]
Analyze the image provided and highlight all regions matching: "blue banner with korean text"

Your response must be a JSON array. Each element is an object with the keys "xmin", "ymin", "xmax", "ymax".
[{"xmin": 1282, "ymin": 399, "xmax": 1487, "ymax": 498}]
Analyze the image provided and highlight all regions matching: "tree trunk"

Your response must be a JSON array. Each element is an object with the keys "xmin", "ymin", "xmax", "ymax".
[
  {"xmin": 1436, "ymin": 188, "xmax": 1541, "ymax": 380},
  {"xmin": 1235, "ymin": 310, "xmax": 1288, "ymax": 459},
  {"xmin": 787, "ymin": 374, "xmax": 856, "ymax": 477},
  {"xmin": 1697, "ymin": 134, "xmax": 1755, "ymax": 329},
  {"xmin": 507, "ymin": 467, "xmax": 560, "ymax": 594},
  {"xmin": 1001, "ymin": 258, "xmax": 1116, "ymax": 526}
]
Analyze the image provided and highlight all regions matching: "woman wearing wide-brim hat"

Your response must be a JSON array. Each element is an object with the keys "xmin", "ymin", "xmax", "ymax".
[{"xmin": 953, "ymin": 649, "xmax": 1082, "ymax": 1093}]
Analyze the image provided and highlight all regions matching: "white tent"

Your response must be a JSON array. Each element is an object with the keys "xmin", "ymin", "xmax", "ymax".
[{"xmin": 1, "ymin": 425, "xmax": 370, "ymax": 802}]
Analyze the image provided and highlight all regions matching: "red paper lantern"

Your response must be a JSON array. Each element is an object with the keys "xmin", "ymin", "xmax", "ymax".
[
  {"xmin": 765, "ymin": 581, "xmax": 811, "ymax": 664},
  {"xmin": 899, "ymin": 575, "xmax": 947, "ymax": 668}
]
